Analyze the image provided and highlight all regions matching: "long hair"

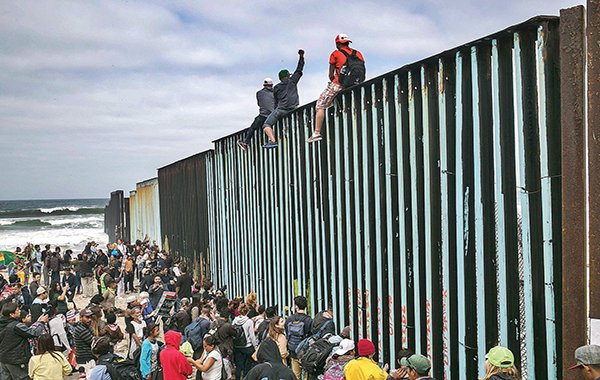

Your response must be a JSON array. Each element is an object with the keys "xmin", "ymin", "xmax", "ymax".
[
  {"xmin": 480, "ymin": 362, "xmax": 520, "ymax": 380},
  {"xmin": 268, "ymin": 315, "xmax": 284, "ymax": 341},
  {"xmin": 36, "ymin": 334, "xmax": 61, "ymax": 361}
]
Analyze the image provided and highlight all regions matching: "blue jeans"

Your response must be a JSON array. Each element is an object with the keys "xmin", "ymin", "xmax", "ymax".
[{"xmin": 263, "ymin": 108, "xmax": 294, "ymax": 128}]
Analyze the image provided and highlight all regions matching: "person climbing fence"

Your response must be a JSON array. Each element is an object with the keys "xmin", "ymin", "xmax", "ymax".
[
  {"xmin": 238, "ymin": 78, "xmax": 274, "ymax": 151},
  {"xmin": 307, "ymin": 33, "xmax": 365, "ymax": 144},
  {"xmin": 262, "ymin": 49, "xmax": 305, "ymax": 149}
]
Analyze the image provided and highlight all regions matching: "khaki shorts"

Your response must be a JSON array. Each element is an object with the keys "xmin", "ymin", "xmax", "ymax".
[{"xmin": 316, "ymin": 82, "xmax": 343, "ymax": 110}]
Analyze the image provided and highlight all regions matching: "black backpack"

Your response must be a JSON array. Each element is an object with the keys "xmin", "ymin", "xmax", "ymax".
[
  {"xmin": 298, "ymin": 337, "xmax": 335, "ymax": 375},
  {"xmin": 295, "ymin": 320, "xmax": 334, "ymax": 357},
  {"xmin": 102, "ymin": 355, "xmax": 142, "ymax": 380},
  {"xmin": 232, "ymin": 323, "xmax": 247, "ymax": 348},
  {"xmin": 338, "ymin": 49, "xmax": 366, "ymax": 88}
]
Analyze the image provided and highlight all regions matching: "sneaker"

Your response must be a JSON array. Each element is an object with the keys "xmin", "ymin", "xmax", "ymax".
[
  {"xmin": 262, "ymin": 141, "xmax": 278, "ymax": 149},
  {"xmin": 306, "ymin": 133, "xmax": 322, "ymax": 143},
  {"xmin": 237, "ymin": 140, "xmax": 248, "ymax": 151}
]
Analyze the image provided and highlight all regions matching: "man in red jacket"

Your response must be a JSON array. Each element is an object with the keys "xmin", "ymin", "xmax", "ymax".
[
  {"xmin": 307, "ymin": 33, "xmax": 365, "ymax": 143},
  {"xmin": 160, "ymin": 330, "xmax": 193, "ymax": 380}
]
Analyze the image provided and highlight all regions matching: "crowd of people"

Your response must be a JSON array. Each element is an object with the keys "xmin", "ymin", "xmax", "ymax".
[{"xmin": 0, "ymin": 239, "xmax": 597, "ymax": 380}]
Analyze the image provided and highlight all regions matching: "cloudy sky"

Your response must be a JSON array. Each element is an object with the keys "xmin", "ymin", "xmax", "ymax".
[{"xmin": 0, "ymin": 0, "xmax": 583, "ymax": 200}]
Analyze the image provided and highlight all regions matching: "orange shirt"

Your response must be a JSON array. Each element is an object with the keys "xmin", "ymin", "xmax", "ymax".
[
  {"xmin": 125, "ymin": 259, "xmax": 134, "ymax": 273},
  {"xmin": 329, "ymin": 46, "xmax": 365, "ymax": 85}
]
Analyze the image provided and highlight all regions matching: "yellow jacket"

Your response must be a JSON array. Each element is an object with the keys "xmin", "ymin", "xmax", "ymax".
[{"xmin": 28, "ymin": 352, "xmax": 72, "ymax": 380}]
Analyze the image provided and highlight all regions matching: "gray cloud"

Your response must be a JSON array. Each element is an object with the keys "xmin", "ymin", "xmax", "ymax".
[{"xmin": 0, "ymin": 0, "xmax": 583, "ymax": 199}]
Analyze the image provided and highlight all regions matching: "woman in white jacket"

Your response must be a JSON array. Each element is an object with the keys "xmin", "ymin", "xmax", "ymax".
[{"xmin": 232, "ymin": 303, "xmax": 258, "ymax": 379}]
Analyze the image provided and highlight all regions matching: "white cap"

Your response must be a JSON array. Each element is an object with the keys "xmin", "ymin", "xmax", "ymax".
[
  {"xmin": 334, "ymin": 339, "xmax": 355, "ymax": 356},
  {"xmin": 263, "ymin": 78, "xmax": 273, "ymax": 86}
]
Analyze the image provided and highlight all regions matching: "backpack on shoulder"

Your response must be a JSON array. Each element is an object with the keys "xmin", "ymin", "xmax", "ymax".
[
  {"xmin": 232, "ymin": 323, "xmax": 247, "ymax": 348},
  {"xmin": 298, "ymin": 337, "xmax": 335, "ymax": 375},
  {"xmin": 295, "ymin": 320, "xmax": 333, "ymax": 357},
  {"xmin": 323, "ymin": 360, "xmax": 345, "ymax": 380},
  {"xmin": 286, "ymin": 319, "xmax": 306, "ymax": 353},
  {"xmin": 184, "ymin": 317, "xmax": 209, "ymax": 351},
  {"xmin": 338, "ymin": 49, "xmax": 366, "ymax": 88}
]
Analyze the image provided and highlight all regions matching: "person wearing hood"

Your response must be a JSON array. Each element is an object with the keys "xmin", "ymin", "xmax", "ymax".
[
  {"xmin": 232, "ymin": 303, "xmax": 258, "ymax": 379},
  {"xmin": 245, "ymin": 337, "xmax": 296, "ymax": 380},
  {"xmin": 160, "ymin": 330, "xmax": 193, "ymax": 380},
  {"xmin": 0, "ymin": 302, "xmax": 48, "ymax": 380}
]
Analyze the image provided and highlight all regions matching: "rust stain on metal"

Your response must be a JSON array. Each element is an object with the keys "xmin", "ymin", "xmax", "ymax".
[
  {"xmin": 588, "ymin": 0, "xmax": 600, "ymax": 319},
  {"xmin": 560, "ymin": 5, "xmax": 586, "ymax": 380}
]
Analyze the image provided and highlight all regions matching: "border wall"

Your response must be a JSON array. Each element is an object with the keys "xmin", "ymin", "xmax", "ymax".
[
  {"xmin": 103, "ymin": 190, "xmax": 130, "ymax": 243},
  {"xmin": 157, "ymin": 152, "xmax": 213, "ymax": 277},
  {"xmin": 129, "ymin": 178, "xmax": 161, "ymax": 246},
  {"xmin": 105, "ymin": 4, "xmax": 600, "ymax": 378},
  {"xmin": 209, "ymin": 17, "xmax": 561, "ymax": 379}
]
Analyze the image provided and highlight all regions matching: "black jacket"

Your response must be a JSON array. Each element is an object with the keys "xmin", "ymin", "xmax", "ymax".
[
  {"xmin": 0, "ymin": 315, "xmax": 45, "ymax": 365},
  {"xmin": 312, "ymin": 311, "xmax": 335, "ymax": 336},
  {"xmin": 273, "ymin": 56, "xmax": 304, "ymax": 110},
  {"xmin": 245, "ymin": 338, "xmax": 296, "ymax": 380}
]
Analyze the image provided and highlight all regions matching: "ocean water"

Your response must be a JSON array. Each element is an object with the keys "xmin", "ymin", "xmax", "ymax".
[{"xmin": 0, "ymin": 198, "xmax": 109, "ymax": 252}]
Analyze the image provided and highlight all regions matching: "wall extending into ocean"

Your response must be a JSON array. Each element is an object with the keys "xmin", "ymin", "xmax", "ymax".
[
  {"xmin": 129, "ymin": 178, "xmax": 161, "ymax": 245},
  {"xmin": 104, "ymin": 4, "xmax": 600, "ymax": 379}
]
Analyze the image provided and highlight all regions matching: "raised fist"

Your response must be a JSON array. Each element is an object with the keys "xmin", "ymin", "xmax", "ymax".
[{"xmin": 298, "ymin": 49, "xmax": 305, "ymax": 56}]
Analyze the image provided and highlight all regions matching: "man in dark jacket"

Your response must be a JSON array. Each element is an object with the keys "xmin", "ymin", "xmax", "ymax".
[
  {"xmin": 62, "ymin": 267, "xmax": 77, "ymax": 302},
  {"xmin": 0, "ymin": 302, "xmax": 48, "ymax": 380},
  {"xmin": 262, "ymin": 49, "xmax": 305, "ymax": 149},
  {"xmin": 312, "ymin": 306, "xmax": 336, "ymax": 336},
  {"xmin": 238, "ymin": 78, "xmax": 275, "ymax": 150},
  {"xmin": 286, "ymin": 295, "xmax": 313, "ymax": 380},
  {"xmin": 73, "ymin": 308, "xmax": 96, "ymax": 375}
]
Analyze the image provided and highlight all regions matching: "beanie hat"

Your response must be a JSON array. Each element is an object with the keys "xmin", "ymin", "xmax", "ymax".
[
  {"xmin": 278, "ymin": 69, "xmax": 290, "ymax": 80},
  {"xmin": 357, "ymin": 339, "xmax": 375, "ymax": 357}
]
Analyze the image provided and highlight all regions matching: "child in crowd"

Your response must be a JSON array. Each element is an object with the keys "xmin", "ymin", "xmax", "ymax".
[{"xmin": 99, "ymin": 313, "xmax": 124, "ymax": 353}]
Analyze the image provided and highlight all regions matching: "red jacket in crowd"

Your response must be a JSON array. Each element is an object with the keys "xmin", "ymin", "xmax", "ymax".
[{"xmin": 160, "ymin": 330, "xmax": 193, "ymax": 380}]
